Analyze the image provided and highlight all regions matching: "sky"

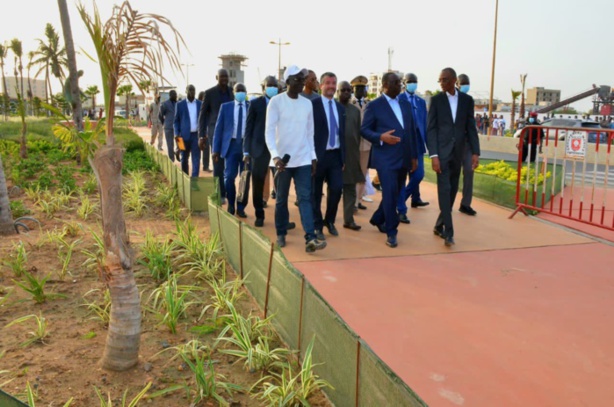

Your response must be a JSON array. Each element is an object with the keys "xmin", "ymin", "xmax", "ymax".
[{"xmin": 1, "ymin": 0, "xmax": 613, "ymax": 113}]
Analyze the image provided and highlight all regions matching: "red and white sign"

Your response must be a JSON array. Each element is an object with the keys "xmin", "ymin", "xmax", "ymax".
[{"xmin": 565, "ymin": 131, "xmax": 586, "ymax": 159}]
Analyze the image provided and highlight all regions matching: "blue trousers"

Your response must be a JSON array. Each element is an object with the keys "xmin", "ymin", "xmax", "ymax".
[
  {"xmin": 397, "ymin": 154, "xmax": 425, "ymax": 215},
  {"xmin": 371, "ymin": 167, "xmax": 408, "ymax": 237},
  {"xmin": 275, "ymin": 165, "xmax": 315, "ymax": 242},
  {"xmin": 180, "ymin": 132, "xmax": 200, "ymax": 178},
  {"xmin": 224, "ymin": 139, "xmax": 246, "ymax": 214}
]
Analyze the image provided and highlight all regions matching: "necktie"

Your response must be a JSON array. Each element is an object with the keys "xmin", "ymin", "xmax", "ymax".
[
  {"xmin": 328, "ymin": 100, "xmax": 337, "ymax": 148},
  {"xmin": 358, "ymin": 99, "xmax": 362, "ymax": 108},
  {"xmin": 236, "ymin": 103, "xmax": 243, "ymax": 139}
]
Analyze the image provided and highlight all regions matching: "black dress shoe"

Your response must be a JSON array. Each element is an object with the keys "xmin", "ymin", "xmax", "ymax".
[
  {"xmin": 444, "ymin": 236, "xmax": 455, "ymax": 247},
  {"xmin": 459, "ymin": 205, "xmax": 477, "ymax": 216},
  {"xmin": 398, "ymin": 213, "xmax": 411, "ymax": 224},
  {"xmin": 255, "ymin": 218, "xmax": 264, "ymax": 227},
  {"xmin": 433, "ymin": 226, "xmax": 445, "ymax": 238},
  {"xmin": 287, "ymin": 222, "xmax": 296, "ymax": 230},
  {"xmin": 411, "ymin": 200, "xmax": 430, "ymax": 208},
  {"xmin": 357, "ymin": 203, "xmax": 367, "ymax": 210},
  {"xmin": 262, "ymin": 200, "xmax": 268, "ymax": 208},
  {"xmin": 343, "ymin": 222, "xmax": 362, "ymax": 231},
  {"xmin": 276, "ymin": 235, "xmax": 286, "ymax": 248},
  {"xmin": 237, "ymin": 210, "xmax": 247, "ymax": 218},
  {"xmin": 386, "ymin": 235, "xmax": 398, "ymax": 248},
  {"xmin": 271, "ymin": 190, "xmax": 276, "ymax": 199},
  {"xmin": 315, "ymin": 229, "xmax": 326, "ymax": 240},
  {"xmin": 373, "ymin": 183, "xmax": 382, "ymax": 192},
  {"xmin": 324, "ymin": 221, "xmax": 339, "ymax": 236},
  {"xmin": 369, "ymin": 219, "xmax": 386, "ymax": 234}
]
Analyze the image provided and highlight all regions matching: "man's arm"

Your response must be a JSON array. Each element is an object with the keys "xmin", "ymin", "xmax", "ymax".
[
  {"xmin": 360, "ymin": 103, "xmax": 381, "ymax": 144},
  {"xmin": 212, "ymin": 104, "xmax": 226, "ymax": 155},
  {"xmin": 265, "ymin": 98, "xmax": 280, "ymax": 160},
  {"xmin": 466, "ymin": 97, "xmax": 480, "ymax": 157},
  {"xmin": 426, "ymin": 98, "xmax": 439, "ymax": 157},
  {"xmin": 198, "ymin": 90, "xmax": 210, "ymax": 139},
  {"xmin": 243, "ymin": 99, "xmax": 257, "ymax": 156},
  {"xmin": 173, "ymin": 102, "xmax": 181, "ymax": 136}
]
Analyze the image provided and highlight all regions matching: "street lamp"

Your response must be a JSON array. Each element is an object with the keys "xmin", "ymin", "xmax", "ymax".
[
  {"xmin": 487, "ymin": 0, "xmax": 499, "ymax": 138},
  {"xmin": 269, "ymin": 38, "xmax": 290, "ymax": 81},
  {"xmin": 181, "ymin": 63, "xmax": 195, "ymax": 86}
]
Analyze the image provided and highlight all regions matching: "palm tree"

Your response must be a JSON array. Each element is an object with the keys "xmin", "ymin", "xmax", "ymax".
[
  {"xmin": 10, "ymin": 39, "xmax": 27, "ymax": 158},
  {"xmin": 27, "ymin": 51, "xmax": 35, "ymax": 115},
  {"xmin": 519, "ymin": 74, "xmax": 528, "ymax": 119},
  {"xmin": 117, "ymin": 83, "xmax": 133, "ymax": 119},
  {"xmin": 10, "ymin": 39, "xmax": 24, "ymax": 98},
  {"xmin": 31, "ymin": 24, "xmax": 67, "ymax": 104},
  {"xmin": 85, "ymin": 85, "xmax": 100, "ymax": 112},
  {"xmin": 0, "ymin": 155, "xmax": 15, "ymax": 235},
  {"xmin": 510, "ymin": 90, "xmax": 521, "ymax": 133},
  {"xmin": 76, "ymin": 0, "xmax": 185, "ymax": 371},
  {"xmin": 0, "ymin": 43, "xmax": 9, "ymax": 121}
]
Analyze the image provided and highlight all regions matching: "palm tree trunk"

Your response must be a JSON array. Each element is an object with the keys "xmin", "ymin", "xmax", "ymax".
[
  {"xmin": 0, "ymin": 155, "xmax": 16, "ymax": 235},
  {"xmin": 511, "ymin": 99, "xmax": 516, "ymax": 133},
  {"xmin": 58, "ymin": 0, "xmax": 83, "ymax": 132}
]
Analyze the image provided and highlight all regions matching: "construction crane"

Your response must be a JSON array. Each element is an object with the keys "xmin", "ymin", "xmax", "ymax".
[{"xmin": 535, "ymin": 85, "xmax": 611, "ymax": 114}]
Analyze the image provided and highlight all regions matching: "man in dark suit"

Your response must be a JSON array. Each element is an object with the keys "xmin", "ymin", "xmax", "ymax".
[
  {"xmin": 212, "ymin": 83, "xmax": 249, "ymax": 217},
  {"xmin": 199, "ymin": 69, "xmax": 233, "ymax": 199},
  {"xmin": 397, "ymin": 73, "xmax": 429, "ymax": 224},
  {"xmin": 361, "ymin": 72, "xmax": 418, "ymax": 248},
  {"xmin": 173, "ymin": 84, "xmax": 202, "ymax": 177},
  {"xmin": 427, "ymin": 67, "xmax": 480, "ymax": 246},
  {"xmin": 158, "ymin": 89, "xmax": 177, "ymax": 162},
  {"xmin": 311, "ymin": 72, "xmax": 346, "ymax": 239},
  {"xmin": 244, "ymin": 76, "xmax": 278, "ymax": 227}
]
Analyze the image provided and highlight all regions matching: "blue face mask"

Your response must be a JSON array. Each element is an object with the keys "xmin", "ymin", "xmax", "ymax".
[
  {"xmin": 459, "ymin": 84, "xmax": 470, "ymax": 93},
  {"xmin": 406, "ymin": 83, "xmax": 418, "ymax": 93},
  {"xmin": 265, "ymin": 87, "xmax": 278, "ymax": 98},
  {"xmin": 235, "ymin": 92, "xmax": 246, "ymax": 103},
  {"xmin": 529, "ymin": 118, "xmax": 536, "ymax": 124}
]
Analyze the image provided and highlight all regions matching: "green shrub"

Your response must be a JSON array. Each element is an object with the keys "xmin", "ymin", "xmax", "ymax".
[
  {"xmin": 10, "ymin": 200, "xmax": 31, "ymax": 218},
  {"xmin": 123, "ymin": 150, "xmax": 158, "ymax": 173}
]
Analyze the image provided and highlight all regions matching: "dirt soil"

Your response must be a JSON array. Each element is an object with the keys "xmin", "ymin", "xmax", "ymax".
[{"xmin": 0, "ymin": 169, "xmax": 331, "ymax": 406}]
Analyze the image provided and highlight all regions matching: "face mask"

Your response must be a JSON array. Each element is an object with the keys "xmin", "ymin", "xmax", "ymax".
[
  {"xmin": 460, "ymin": 84, "xmax": 470, "ymax": 93},
  {"xmin": 265, "ymin": 87, "xmax": 278, "ymax": 98},
  {"xmin": 529, "ymin": 118, "xmax": 535, "ymax": 124},
  {"xmin": 235, "ymin": 92, "xmax": 246, "ymax": 103},
  {"xmin": 405, "ymin": 83, "xmax": 418, "ymax": 93}
]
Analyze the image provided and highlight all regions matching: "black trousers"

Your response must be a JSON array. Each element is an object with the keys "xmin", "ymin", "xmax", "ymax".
[
  {"xmin": 435, "ymin": 156, "xmax": 462, "ymax": 238},
  {"xmin": 251, "ymin": 151, "xmax": 271, "ymax": 220}
]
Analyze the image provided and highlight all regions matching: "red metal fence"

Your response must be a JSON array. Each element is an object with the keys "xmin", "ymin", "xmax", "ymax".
[{"xmin": 510, "ymin": 125, "xmax": 614, "ymax": 231}]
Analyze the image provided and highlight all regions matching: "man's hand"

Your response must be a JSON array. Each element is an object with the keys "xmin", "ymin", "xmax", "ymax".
[
  {"xmin": 311, "ymin": 159, "xmax": 317, "ymax": 176},
  {"xmin": 273, "ymin": 156, "xmax": 286, "ymax": 172},
  {"xmin": 198, "ymin": 137, "xmax": 207, "ymax": 151},
  {"xmin": 411, "ymin": 158, "xmax": 418, "ymax": 173},
  {"xmin": 431, "ymin": 157, "xmax": 442, "ymax": 174},
  {"xmin": 212, "ymin": 152, "xmax": 220, "ymax": 163},
  {"xmin": 380, "ymin": 129, "xmax": 401, "ymax": 145},
  {"xmin": 243, "ymin": 155, "xmax": 250, "ymax": 165},
  {"xmin": 471, "ymin": 154, "xmax": 479, "ymax": 170}
]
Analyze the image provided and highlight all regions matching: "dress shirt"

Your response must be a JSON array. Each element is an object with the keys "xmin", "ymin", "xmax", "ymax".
[
  {"xmin": 233, "ymin": 100, "xmax": 246, "ymax": 139},
  {"xmin": 446, "ymin": 91, "xmax": 458, "ymax": 123},
  {"xmin": 322, "ymin": 95, "xmax": 340, "ymax": 149},
  {"xmin": 383, "ymin": 93, "xmax": 404, "ymax": 128},
  {"xmin": 186, "ymin": 99, "xmax": 198, "ymax": 132},
  {"xmin": 265, "ymin": 92, "xmax": 316, "ymax": 168}
]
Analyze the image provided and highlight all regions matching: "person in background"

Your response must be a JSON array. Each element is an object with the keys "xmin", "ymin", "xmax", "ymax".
[
  {"xmin": 458, "ymin": 74, "xmax": 479, "ymax": 216},
  {"xmin": 520, "ymin": 111, "xmax": 544, "ymax": 163},
  {"xmin": 159, "ymin": 90, "xmax": 177, "ymax": 162},
  {"xmin": 350, "ymin": 75, "xmax": 372, "ymax": 208},
  {"xmin": 148, "ymin": 94, "xmax": 163, "ymax": 151},
  {"xmin": 300, "ymin": 70, "xmax": 320, "ymax": 101},
  {"xmin": 174, "ymin": 84, "xmax": 202, "ymax": 177}
]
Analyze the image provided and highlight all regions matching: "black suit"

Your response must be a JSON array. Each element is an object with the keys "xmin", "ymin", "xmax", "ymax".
[
  {"xmin": 311, "ymin": 96, "xmax": 346, "ymax": 231},
  {"xmin": 243, "ymin": 96, "xmax": 271, "ymax": 220},
  {"xmin": 426, "ymin": 91, "xmax": 480, "ymax": 238},
  {"xmin": 199, "ymin": 85, "xmax": 234, "ymax": 197}
]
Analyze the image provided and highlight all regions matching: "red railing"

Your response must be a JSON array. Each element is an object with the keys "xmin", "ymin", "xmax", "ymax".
[{"xmin": 510, "ymin": 125, "xmax": 614, "ymax": 231}]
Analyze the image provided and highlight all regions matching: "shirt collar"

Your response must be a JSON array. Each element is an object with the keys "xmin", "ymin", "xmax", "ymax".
[
  {"xmin": 446, "ymin": 91, "xmax": 458, "ymax": 98},
  {"xmin": 383, "ymin": 93, "xmax": 398, "ymax": 103},
  {"xmin": 321, "ymin": 95, "xmax": 334, "ymax": 104},
  {"xmin": 186, "ymin": 98, "xmax": 196, "ymax": 105}
]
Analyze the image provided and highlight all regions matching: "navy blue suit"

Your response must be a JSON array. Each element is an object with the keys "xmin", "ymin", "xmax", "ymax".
[
  {"xmin": 173, "ymin": 98, "xmax": 202, "ymax": 177},
  {"xmin": 397, "ymin": 91, "xmax": 428, "ymax": 214},
  {"xmin": 361, "ymin": 95, "xmax": 417, "ymax": 237},
  {"xmin": 312, "ymin": 96, "xmax": 346, "ymax": 232},
  {"xmin": 213, "ymin": 100, "xmax": 249, "ymax": 214}
]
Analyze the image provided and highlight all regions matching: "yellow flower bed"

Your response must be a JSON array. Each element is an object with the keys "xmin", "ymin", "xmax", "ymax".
[{"xmin": 475, "ymin": 160, "xmax": 552, "ymax": 186}]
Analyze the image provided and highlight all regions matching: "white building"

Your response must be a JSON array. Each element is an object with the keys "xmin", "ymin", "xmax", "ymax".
[{"xmin": 3, "ymin": 76, "xmax": 46, "ymax": 99}]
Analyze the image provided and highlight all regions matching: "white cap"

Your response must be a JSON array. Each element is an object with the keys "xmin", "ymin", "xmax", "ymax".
[{"xmin": 283, "ymin": 65, "xmax": 308, "ymax": 81}]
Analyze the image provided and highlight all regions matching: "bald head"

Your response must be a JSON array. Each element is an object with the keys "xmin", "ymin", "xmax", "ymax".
[
  {"xmin": 337, "ymin": 81, "xmax": 352, "ymax": 104},
  {"xmin": 217, "ymin": 69, "xmax": 229, "ymax": 87}
]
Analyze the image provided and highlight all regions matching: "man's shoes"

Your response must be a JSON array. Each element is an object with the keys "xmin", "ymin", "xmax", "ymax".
[
  {"xmin": 305, "ymin": 238, "xmax": 327, "ymax": 253},
  {"xmin": 255, "ymin": 218, "xmax": 264, "ymax": 227},
  {"xmin": 323, "ymin": 221, "xmax": 339, "ymax": 236},
  {"xmin": 227, "ymin": 207, "xmax": 235, "ymax": 216},
  {"xmin": 287, "ymin": 222, "xmax": 296, "ymax": 230},
  {"xmin": 459, "ymin": 205, "xmax": 477, "ymax": 216},
  {"xmin": 174, "ymin": 149, "xmax": 181, "ymax": 161},
  {"xmin": 294, "ymin": 200, "xmax": 299, "ymax": 207},
  {"xmin": 362, "ymin": 196, "xmax": 374, "ymax": 203},
  {"xmin": 357, "ymin": 203, "xmax": 367, "ymax": 210},
  {"xmin": 343, "ymin": 222, "xmax": 361, "ymax": 231},
  {"xmin": 411, "ymin": 200, "xmax": 430, "ymax": 208},
  {"xmin": 433, "ymin": 226, "xmax": 445, "ymax": 238},
  {"xmin": 373, "ymin": 183, "xmax": 382, "ymax": 192},
  {"xmin": 276, "ymin": 235, "xmax": 286, "ymax": 248},
  {"xmin": 444, "ymin": 235, "xmax": 455, "ymax": 247},
  {"xmin": 369, "ymin": 219, "xmax": 386, "ymax": 234},
  {"xmin": 315, "ymin": 229, "xmax": 326, "ymax": 241},
  {"xmin": 398, "ymin": 213, "xmax": 411, "ymax": 224},
  {"xmin": 262, "ymin": 200, "xmax": 268, "ymax": 208},
  {"xmin": 271, "ymin": 190, "xmax": 276, "ymax": 199},
  {"xmin": 386, "ymin": 235, "xmax": 398, "ymax": 248},
  {"xmin": 237, "ymin": 210, "xmax": 247, "ymax": 218}
]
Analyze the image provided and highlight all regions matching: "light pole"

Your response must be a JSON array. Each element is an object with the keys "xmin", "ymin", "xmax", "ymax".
[
  {"xmin": 487, "ymin": 0, "xmax": 499, "ymax": 138},
  {"xmin": 269, "ymin": 38, "xmax": 290, "ymax": 81},
  {"xmin": 181, "ymin": 63, "xmax": 195, "ymax": 86}
]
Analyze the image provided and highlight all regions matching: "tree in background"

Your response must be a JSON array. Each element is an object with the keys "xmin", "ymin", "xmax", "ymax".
[
  {"xmin": 75, "ymin": 0, "xmax": 184, "ymax": 371},
  {"xmin": 117, "ymin": 83, "xmax": 133, "ymax": 119},
  {"xmin": 510, "ymin": 90, "xmax": 521, "ymax": 133},
  {"xmin": 0, "ymin": 44, "xmax": 9, "ymax": 121},
  {"xmin": 85, "ymin": 85, "xmax": 100, "ymax": 112},
  {"xmin": 10, "ymin": 39, "xmax": 27, "ymax": 158},
  {"xmin": 519, "ymin": 74, "xmax": 528, "ymax": 119},
  {"xmin": 32, "ymin": 23, "xmax": 67, "ymax": 104},
  {"xmin": 0, "ymin": 155, "xmax": 15, "ymax": 236}
]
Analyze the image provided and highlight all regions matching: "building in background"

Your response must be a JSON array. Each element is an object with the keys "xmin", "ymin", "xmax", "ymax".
[
  {"xmin": 368, "ymin": 70, "xmax": 404, "ymax": 98},
  {"xmin": 527, "ymin": 87, "xmax": 561, "ymax": 106},
  {"xmin": 3, "ymin": 77, "xmax": 46, "ymax": 100},
  {"xmin": 218, "ymin": 53, "xmax": 248, "ymax": 88}
]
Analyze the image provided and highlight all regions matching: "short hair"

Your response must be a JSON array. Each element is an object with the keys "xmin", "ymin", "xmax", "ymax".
[
  {"xmin": 320, "ymin": 72, "xmax": 337, "ymax": 83},
  {"xmin": 382, "ymin": 71, "xmax": 398, "ymax": 86},
  {"xmin": 442, "ymin": 67, "xmax": 457, "ymax": 79}
]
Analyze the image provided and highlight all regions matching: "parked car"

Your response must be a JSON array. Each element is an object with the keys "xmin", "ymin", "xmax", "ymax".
[
  {"xmin": 114, "ymin": 109, "xmax": 128, "ymax": 118},
  {"xmin": 514, "ymin": 118, "xmax": 605, "ymax": 143}
]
